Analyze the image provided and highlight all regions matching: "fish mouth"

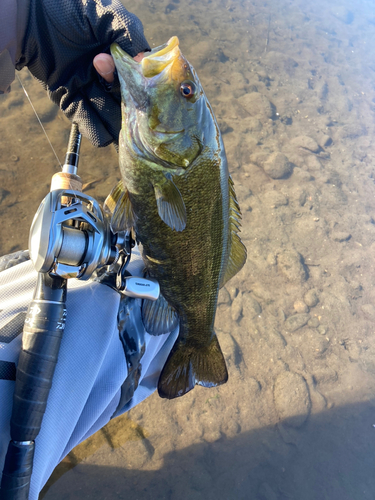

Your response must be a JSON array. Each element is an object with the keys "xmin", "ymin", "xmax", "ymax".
[
  {"xmin": 111, "ymin": 38, "xmax": 187, "ymax": 142},
  {"xmin": 111, "ymin": 36, "xmax": 185, "ymax": 82},
  {"xmin": 141, "ymin": 36, "xmax": 182, "ymax": 79}
]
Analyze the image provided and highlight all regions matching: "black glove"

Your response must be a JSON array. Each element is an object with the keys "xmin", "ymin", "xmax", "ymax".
[{"xmin": 16, "ymin": 0, "xmax": 150, "ymax": 147}]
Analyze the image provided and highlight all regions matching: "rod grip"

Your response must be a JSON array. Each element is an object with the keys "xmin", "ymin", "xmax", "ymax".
[
  {"xmin": 0, "ymin": 442, "xmax": 35, "ymax": 500},
  {"xmin": 0, "ymin": 273, "xmax": 67, "ymax": 499},
  {"xmin": 10, "ymin": 298, "xmax": 67, "ymax": 441}
]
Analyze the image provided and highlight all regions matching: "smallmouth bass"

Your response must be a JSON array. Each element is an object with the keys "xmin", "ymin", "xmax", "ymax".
[{"xmin": 107, "ymin": 37, "xmax": 247, "ymax": 399}]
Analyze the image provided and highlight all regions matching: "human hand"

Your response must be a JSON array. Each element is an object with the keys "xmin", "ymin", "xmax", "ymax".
[
  {"xmin": 94, "ymin": 52, "xmax": 145, "ymax": 84},
  {"xmin": 17, "ymin": 0, "xmax": 150, "ymax": 147}
]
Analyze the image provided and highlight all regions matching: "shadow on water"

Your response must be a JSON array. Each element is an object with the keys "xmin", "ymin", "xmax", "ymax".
[{"xmin": 41, "ymin": 400, "xmax": 375, "ymax": 500}]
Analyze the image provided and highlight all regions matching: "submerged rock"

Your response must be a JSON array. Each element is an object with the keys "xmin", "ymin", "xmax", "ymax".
[
  {"xmin": 304, "ymin": 289, "xmax": 319, "ymax": 307},
  {"xmin": 263, "ymin": 152, "xmax": 293, "ymax": 179},
  {"xmin": 294, "ymin": 300, "xmax": 309, "ymax": 313},
  {"xmin": 238, "ymin": 92, "xmax": 276, "ymax": 120},
  {"xmin": 242, "ymin": 293, "xmax": 262, "ymax": 319},
  {"xmin": 277, "ymin": 249, "xmax": 308, "ymax": 283},
  {"xmin": 285, "ymin": 313, "xmax": 310, "ymax": 332},
  {"xmin": 274, "ymin": 372, "xmax": 311, "ymax": 427},
  {"xmin": 331, "ymin": 231, "xmax": 351, "ymax": 242},
  {"xmin": 290, "ymin": 135, "xmax": 320, "ymax": 154}
]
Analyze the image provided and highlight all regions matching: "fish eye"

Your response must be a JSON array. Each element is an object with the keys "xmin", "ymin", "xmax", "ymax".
[{"xmin": 180, "ymin": 81, "xmax": 196, "ymax": 98}]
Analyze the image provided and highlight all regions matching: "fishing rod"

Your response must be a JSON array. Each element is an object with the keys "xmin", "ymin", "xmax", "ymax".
[{"xmin": 0, "ymin": 123, "xmax": 159, "ymax": 499}]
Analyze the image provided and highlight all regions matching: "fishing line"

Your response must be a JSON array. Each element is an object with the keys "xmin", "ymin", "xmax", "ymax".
[
  {"xmin": 15, "ymin": 72, "xmax": 82, "ymax": 198},
  {"xmin": 16, "ymin": 72, "xmax": 63, "ymax": 169}
]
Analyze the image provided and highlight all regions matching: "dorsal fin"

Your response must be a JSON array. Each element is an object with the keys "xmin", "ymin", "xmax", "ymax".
[{"xmin": 221, "ymin": 176, "xmax": 247, "ymax": 287}]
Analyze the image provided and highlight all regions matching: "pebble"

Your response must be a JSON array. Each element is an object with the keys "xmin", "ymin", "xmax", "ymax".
[
  {"xmin": 331, "ymin": 6, "xmax": 354, "ymax": 24},
  {"xmin": 266, "ymin": 253, "xmax": 276, "ymax": 266},
  {"xmin": 247, "ymin": 377, "xmax": 261, "ymax": 395},
  {"xmin": 308, "ymin": 316, "xmax": 320, "ymax": 328},
  {"xmin": 264, "ymin": 51, "xmax": 298, "ymax": 76},
  {"xmin": 320, "ymin": 134, "xmax": 333, "ymax": 148},
  {"xmin": 238, "ymin": 92, "xmax": 276, "ymax": 120},
  {"xmin": 290, "ymin": 135, "xmax": 320, "ymax": 153},
  {"xmin": 285, "ymin": 313, "xmax": 310, "ymax": 332},
  {"xmin": 304, "ymin": 289, "xmax": 319, "ymax": 307},
  {"xmin": 242, "ymin": 293, "xmax": 262, "ymax": 319},
  {"xmin": 318, "ymin": 325, "xmax": 327, "ymax": 335},
  {"xmin": 203, "ymin": 430, "xmax": 222, "ymax": 443},
  {"xmin": 0, "ymin": 188, "xmax": 10, "ymax": 204},
  {"xmin": 294, "ymin": 300, "xmax": 309, "ymax": 313},
  {"xmin": 231, "ymin": 71, "xmax": 248, "ymax": 87},
  {"xmin": 277, "ymin": 249, "xmax": 308, "ymax": 283},
  {"xmin": 263, "ymin": 152, "xmax": 293, "ymax": 179},
  {"xmin": 293, "ymin": 168, "xmax": 313, "ymax": 182},
  {"xmin": 313, "ymin": 368, "xmax": 338, "ymax": 385},
  {"xmin": 331, "ymin": 231, "xmax": 351, "ymax": 242},
  {"xmin": 298, "ymin": 190, "xmax": 307, "ymax": 206},
  {"xmin": 265, "ymin": 191, "xmax": 289, "ymax": 207},
  {"xmin": 340, "ymin": 123, "xmax": 366, "ymax": 139},
  {"xmin": 251, "ymin": 284, "xmax": 274, "ymax": 302},
  {"xmin": 218, "ymin": 287, "xmax": 231, "ymax": 305},
  {"xmin": 345, "ymin": 341, "xmax": 361, "ymax": 360},
  {"xmin": 318, "ymin": 82, "xmax": 329, "ymax": 101},
  {"xmin": 223, "ymin": 419, "xmax": 241, "ymax": 438},
  {"xmin": 306, "ymin": 155, "xmax": 322, "ymax": 171},
  {"xmin": 361, "ymin": 304, "xmax": 375, "ymax": 320},
  {"xmin": 256, "ymin": 70, "xmax": 271, "ymax": 83},
  {"xmin": 227, "ymin": 286, "xmax": 238, "ymax": 301},
  {"xmin": 273, "ymin": 371, "xmax": 311, "ymax": 427},
  {"xmin": 242, "ymin": 117, "xmax": 263, "ymax": 133},
  {"xmin": 218, "ymin": 119, "xmax": 233, "ymax": 135},
  {"xmin": 313, "ymin": 336, "xmax": 329, "ymax": 356},
  {"xmin": 122, "ymin": 440, "xmax": 151, "ymax": 469}
]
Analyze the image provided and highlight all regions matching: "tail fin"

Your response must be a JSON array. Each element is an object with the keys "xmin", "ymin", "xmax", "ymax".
[{"xmin": 158, "ymin": 333, "xmax": 228, "ymax": 399}]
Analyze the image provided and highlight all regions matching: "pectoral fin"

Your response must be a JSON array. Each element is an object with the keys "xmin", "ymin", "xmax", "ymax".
[
  {"xmin": 154, "ymin": 176, "xmax": 186, "ymax": 231},
  {"xmin": 221, "ymin": 176, "xmax": 247, "ymax": 287},
  {"xmin": 104, "ymin": 180, "xmax": 135, "ymax": 233}
]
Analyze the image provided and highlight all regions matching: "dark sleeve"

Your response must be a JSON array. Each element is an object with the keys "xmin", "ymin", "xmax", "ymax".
[
  {"xmin": 15, "ymin": 0, "xmax": 150, "ymax": 147},
  {"xmin": 0, "ymin": 0, "xmax": 17, "ymax": 93}
]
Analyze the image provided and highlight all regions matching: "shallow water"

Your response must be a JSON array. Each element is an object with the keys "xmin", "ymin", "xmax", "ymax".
[{"xmin": 1, "ymin": 0, "xmax": 375, "ymax": 498}]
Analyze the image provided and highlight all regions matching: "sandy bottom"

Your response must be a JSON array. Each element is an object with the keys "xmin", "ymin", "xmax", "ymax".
[{"xmin": 1, "ymin": 0, "xmax": 375, "ymax": 499}]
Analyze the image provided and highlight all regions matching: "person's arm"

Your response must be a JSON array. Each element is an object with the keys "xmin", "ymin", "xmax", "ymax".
[
  {"xmin": 0, "ymin": 0, "xmax": 18, "ymax": 94},
  {"xmin": 2, "ymin": 0, "xmax": 150, "ymax": 147}
]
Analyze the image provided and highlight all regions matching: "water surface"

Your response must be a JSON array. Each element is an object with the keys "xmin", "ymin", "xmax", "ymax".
[{"xmin": 1, "ymin": 0, "xmax": 375, "ymax": 498}]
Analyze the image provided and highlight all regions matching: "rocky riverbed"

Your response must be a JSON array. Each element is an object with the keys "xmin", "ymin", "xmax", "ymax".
[{"xmin": 1, "ymin": 0, "xmax": 375, "ymax": 499}]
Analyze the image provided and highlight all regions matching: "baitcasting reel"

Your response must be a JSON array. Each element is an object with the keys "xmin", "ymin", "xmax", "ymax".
[{"xmin": 28, "ymin": 123, "xmax": 159, "ymax": 300}]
